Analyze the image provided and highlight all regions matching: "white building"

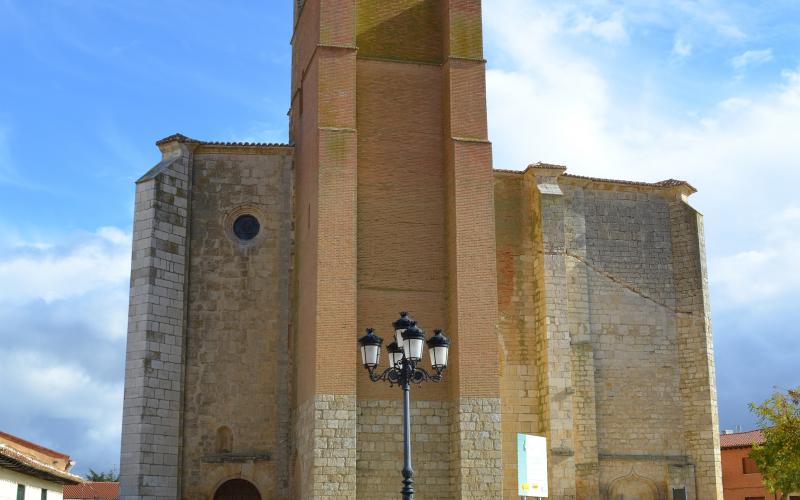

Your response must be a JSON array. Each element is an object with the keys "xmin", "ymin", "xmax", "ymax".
[{"xmin": 0, "ymin": 432, "xmax": 81, "ymax": 500}]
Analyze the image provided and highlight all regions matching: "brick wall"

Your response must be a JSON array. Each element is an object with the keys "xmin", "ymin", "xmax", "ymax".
[
  {"xmin": 356, "ymin": 0, "xmax": 501, "ymax": 498},
  {"xmin": 291, "ymin": 1, "xmax": 359, "ymax": 498},
  {"xmin": 356, "ymin": 0, "xmax": 443, "ymax": 63},
  {"xmin": 355, "ymin": 58, "xmax": 449, "ymax": 403}
]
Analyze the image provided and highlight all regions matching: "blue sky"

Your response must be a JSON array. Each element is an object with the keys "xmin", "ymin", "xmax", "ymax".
[{"xmin": 0, "ymin": 0, "xmax": 798, "ymax": 476}]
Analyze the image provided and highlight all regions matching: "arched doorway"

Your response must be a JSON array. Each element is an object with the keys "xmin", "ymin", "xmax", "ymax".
[
  {"xmin": 213, "ymin": 479, "xmax": 261, "ymax": 500},
  {"xmin": 607, "ymin": 471, "xmax": 658, "ymax": 500}
]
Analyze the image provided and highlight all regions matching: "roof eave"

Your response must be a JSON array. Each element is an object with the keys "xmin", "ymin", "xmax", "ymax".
[
  {"xmin": 0, "ymin": 455, "xmax": 82, "ymax": 485},
  {"xmin": 155, "ymin": 132, "xmax": 292, "ymax": 149}
]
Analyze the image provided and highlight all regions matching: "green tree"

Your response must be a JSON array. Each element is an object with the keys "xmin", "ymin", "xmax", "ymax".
[
  {"xmin": 85, "ymin": 466, "xmax": 119, "ymax": 482},
  {"xmin": 749, "ymin": 386, "xmax": 800, "ymax": 500}
]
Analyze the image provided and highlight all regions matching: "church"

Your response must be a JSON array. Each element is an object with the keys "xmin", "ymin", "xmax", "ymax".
[{"xmin": 119, "ymin": 2, "xmax": 723, "ymax": 499}]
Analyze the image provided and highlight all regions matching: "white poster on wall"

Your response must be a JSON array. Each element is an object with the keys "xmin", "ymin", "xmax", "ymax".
[{"xmin": 517, "ymin": 433, "xmax": 548, "ymax": 498}]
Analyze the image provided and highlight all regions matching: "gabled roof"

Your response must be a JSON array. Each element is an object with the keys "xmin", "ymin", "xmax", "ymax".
[
  {"xmin": 64, "ymin": 482, "xmax": 119, "ymax": 499},
  {"xmin": 720, "ymin": 429, "xmax": 765, "ymax": 449}
]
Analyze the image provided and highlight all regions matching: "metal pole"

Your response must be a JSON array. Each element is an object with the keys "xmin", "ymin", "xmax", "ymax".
[{"xmin": 401, "ymin": 373, "xmax": 414, "ymax": 500}]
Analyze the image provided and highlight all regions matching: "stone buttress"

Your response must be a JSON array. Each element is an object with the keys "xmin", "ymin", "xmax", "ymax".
[{"xmin": 493, "ymin": 165, "xmax": 723, "ymax": 499}]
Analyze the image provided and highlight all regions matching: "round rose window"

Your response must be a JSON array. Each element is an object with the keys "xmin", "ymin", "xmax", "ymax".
[{"xmin": 232, "ymin": 214, "xmax": 260, "ymax": 241}]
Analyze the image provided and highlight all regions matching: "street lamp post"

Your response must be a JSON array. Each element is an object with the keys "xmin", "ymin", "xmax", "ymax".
[{"xmin": 358, "ymin": 312, "xmax": 451, "ymax": 500}]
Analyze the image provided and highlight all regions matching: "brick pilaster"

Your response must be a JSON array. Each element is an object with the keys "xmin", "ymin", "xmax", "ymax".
[
  {"xmin": 291, "ymin": 1, "xmax": 359, "ymax": 498},
  {"xmin": 442, "ymin": 1, "xmax": 503, "ymax": 496}
]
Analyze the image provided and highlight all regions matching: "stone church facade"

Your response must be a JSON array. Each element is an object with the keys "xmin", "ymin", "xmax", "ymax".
[{"xmin": 119, "ymin": 1, "xmax": 723, "ymax": 499}]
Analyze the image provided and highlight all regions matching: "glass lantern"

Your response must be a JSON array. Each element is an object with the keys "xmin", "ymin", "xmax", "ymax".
[
  {"xmin": 387, "ymin": 341, "xmax": 404, "ymax": 367},
  {"xmin": 401, "ymin": 323, "xmax": 426, "ymax": 362},
  {"xmin": 426, "ymin": 329, "xmax": 450, "ymax": 370},
  {"xmin": 392, "ymin": 312, "xmax": 414, "ymax": 348},
  {"xmin": 358, "ymin": 328, "xmax": 383, "ymax": 368}
]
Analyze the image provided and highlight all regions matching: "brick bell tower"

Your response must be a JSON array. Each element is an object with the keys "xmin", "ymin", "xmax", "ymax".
[{"xmin": 289, "ymin": 1, "xmax": 502, "ymax": 498}]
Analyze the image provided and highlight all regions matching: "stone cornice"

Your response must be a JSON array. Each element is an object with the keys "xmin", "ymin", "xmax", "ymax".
[
  {"xmin": 492, "ymin": 162, "xmax": 697, "ymax": 199},
  {"xmin": 156, "ymin": 133, "xmax": 292, "ymax": 149}
]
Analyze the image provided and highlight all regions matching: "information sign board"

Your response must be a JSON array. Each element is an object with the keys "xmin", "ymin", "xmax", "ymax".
[{"xmin": 517, "ymin": 433, "xmax": 548, "ymax": 498}]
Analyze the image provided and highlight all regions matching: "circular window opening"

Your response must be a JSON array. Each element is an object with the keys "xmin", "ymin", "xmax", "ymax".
[{"xmin": 233, "ymin": 214, "xmax": 260, "ymax": 241}]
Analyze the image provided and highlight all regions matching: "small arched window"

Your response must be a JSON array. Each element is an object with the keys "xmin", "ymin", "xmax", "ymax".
[{"xmin": 216, "ymin": 426, "xmax": 233, "ymax": 453}]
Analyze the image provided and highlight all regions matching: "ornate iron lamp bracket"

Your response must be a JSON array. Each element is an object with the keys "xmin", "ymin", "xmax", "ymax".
[{"xmin": 367, "ymin": 361, "xmax": 443, "ymax": 387}]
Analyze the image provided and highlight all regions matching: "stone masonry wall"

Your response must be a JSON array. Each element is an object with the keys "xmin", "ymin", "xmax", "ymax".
[
  {"xmin": 531, "ymin": 168, "xmax": 578, "ymax": 499},
  {"xmin": 578, "ymin": 187, "xmax": 684, "ymax": 458},
  {"xmin": 449, "ymin": 398, "xmax": 503, "ymax": 498},
  {"xmin": 493, "ymin": 168, "xmax": 720, "ymax": 499},
  {"xmin": 564, "ymin": 184, "xmax": 602, "ymax": 499},
  {"xmin": 120, "ymin": 141, "xmax": 193, "ymax": 500},
  {"xmin": 572, "ymin": 183, "xmax": 690, "ymax": 497},
  {"xmin": 180, "ymin": 146, "xmax": 293, "ymax": 499},
  {"xmin": 357, "ymin": 400, "xmax": 451, "ymax": 499},
  {"xmin": 295, "ymin": 396, "xmax": 357, "ymax": 500},
  {"xmin": 670, "ymin": 200, "xmax": 724, "ymax": 499}
]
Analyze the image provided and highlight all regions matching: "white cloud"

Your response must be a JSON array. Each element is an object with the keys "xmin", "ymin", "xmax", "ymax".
[
  {"xmin": 484, "ymin": 0, "xmax": 798, "ymax": 432},
  {"xmin": 668, "ymin": 0, "xmax": 746, "ymax": 40},
  {"xmin": 6, "ymin": 351, "xmax": 122, "ymax": 421},
  {"xmin": 485, "ymin": 1, "xmax": 612, "ymax": 172},
  {"xmin": 569, "ymin": 9, "xmax": 628, "ymax": 43},
  {"xmin": 711, "ymin": 206, "xmax": 800, "ymax": 308},
  {"xmin": 485, "ymin": 0, "xmax": 800, "ymax": 312},
  {"xmin": 0, "ymin": 349, "xmax": 124, "ymax": 472},
  {"xmin": 0, "ymin": 225, "xmax": 130, "ymax": 473},
  {"xmin": 672, "ymin": 35, "xmax": 692, "ymax": 58},
  {"xmin": 731, "ymin": 49, "xmax": 773, "ymax": 70},
  {"xmin": 0, "ymin": 226, "xmax": 131, "ymax": 304}
]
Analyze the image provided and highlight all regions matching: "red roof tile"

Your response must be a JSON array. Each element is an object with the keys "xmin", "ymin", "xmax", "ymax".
[
  {"xmin": 63, "ymin": 482, "xmax": 119, "ymax": 499},
  {"xmin": 0, "ymin": 431, "xmax": 70, "ymax": 460},
  {"xmin": 720, "ymin": 429, "xmax": 765, "ymax": 449},
  {"xmin": 0, "ymin": 444, "xmax": 82, "ymax": 484}
]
